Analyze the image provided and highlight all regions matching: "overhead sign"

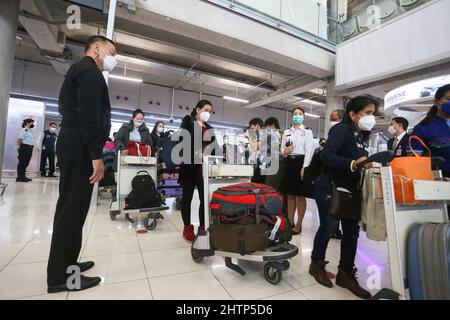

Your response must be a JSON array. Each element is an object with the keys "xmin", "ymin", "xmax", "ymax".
[{"xmin": 384, "ymin": 75, "xmax": 450, "ymax": 111}]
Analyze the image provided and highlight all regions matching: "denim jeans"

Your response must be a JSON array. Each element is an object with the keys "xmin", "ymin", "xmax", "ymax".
[{"xmin": 311, "ymin": 175, "xmax": 360, "ymax": 273}]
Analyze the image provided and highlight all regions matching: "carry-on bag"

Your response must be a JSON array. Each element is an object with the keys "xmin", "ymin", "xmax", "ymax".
[
  {"xmin": 390, "ymin": 136, "xmax": 434, "ymax": 205},
  {"xmin": 407, "ymin": 222, "xmax": 450, "ymax": 300}
]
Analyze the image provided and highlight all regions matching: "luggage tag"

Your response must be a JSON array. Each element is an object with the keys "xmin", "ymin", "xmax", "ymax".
[{"xmin": 269, "ymin": 216, "xmax": 282, "ymax": 241}]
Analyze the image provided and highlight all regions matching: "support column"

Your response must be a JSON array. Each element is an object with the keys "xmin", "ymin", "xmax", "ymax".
[
  {"xmin": 324, "ymin": 80, "xmax": 344, "ymax": 136},
  {"xmin": 0, "ymin": 0, "xmax": 20, "ymax": 182}
]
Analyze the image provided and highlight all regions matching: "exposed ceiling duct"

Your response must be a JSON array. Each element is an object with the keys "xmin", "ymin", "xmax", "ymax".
[{"xmin": 18, "ymin": 0, "xmax": 70, "ymax": 74}]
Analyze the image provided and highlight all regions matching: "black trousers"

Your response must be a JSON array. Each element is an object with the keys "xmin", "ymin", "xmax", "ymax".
[
  {"xmin": 17, "ymin": 144, "xmax": 33, "ymax": 178},
  {"xmin": 47, "ymin": 128, "xmax": 94, "ymax": 286},
  {"xmin": 40, "ymin": 150, "xmax": 56, "ymax": 175},
  {"xmin": 181, "ymin": 180, "xmax": 205, "ymax": 227}
]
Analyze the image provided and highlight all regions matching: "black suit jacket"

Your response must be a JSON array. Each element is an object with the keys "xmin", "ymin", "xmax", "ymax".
[{"xmin": 387, "ymin": 133, "xmax": 410, "ymax": 157}]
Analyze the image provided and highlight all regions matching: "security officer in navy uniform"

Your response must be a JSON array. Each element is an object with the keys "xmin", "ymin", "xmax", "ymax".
[
  {"xmin": 40, "ymin": 122, "xmax": 58, "ymax": 177},
  {"xmin": 387, "ymin": 117, "xmax": 410, "ymax": 157},
  {"xmin": 47, "ymin": 36, "xmax": 116, "ymax": 293}
]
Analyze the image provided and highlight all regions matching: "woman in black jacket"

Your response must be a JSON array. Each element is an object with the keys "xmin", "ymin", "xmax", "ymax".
[
  {"xmin": 114, "ymin": 109, "xmax": 153, "ymax": 155},
  {"xmin": 308, "ymin": 96, "xmax": 378, "ymax": 299},
  {"xmin": 179, "ymin": 100, "xmax": 221, "ymax": 241}
]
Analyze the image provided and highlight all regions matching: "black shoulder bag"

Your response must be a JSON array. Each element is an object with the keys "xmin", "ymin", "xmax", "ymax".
[{"xmin": 328, "ymin": 169, "xmax": 366, "ymax": 222}]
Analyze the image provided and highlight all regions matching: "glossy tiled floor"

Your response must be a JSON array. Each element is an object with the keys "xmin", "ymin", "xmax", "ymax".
[{"xmin": 0, "ymin": 177, "xmax": 393, "ymax": 300}]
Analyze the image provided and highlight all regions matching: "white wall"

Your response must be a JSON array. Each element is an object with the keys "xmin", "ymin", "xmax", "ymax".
[{"xmin": 336, "ymin": 0, "xmax": 450, "ymax": 90}]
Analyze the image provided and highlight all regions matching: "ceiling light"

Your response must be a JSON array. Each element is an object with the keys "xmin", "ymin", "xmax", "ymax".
[
  {"xmin": 305, "ymin": 112, "xmax": 320, "ymax": 118},
  {"xmin": 109, "ymin": 74, "xmax": 143, "ymax": 83},
  {"xmin": 223, "ymin": 96, "xmax": 250, "ymax": 104}
]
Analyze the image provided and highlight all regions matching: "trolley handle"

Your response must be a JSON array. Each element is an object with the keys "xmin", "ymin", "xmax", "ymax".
[{"xmin": 357, "ymin": 150, "xmax": 395, "ymax": 170}]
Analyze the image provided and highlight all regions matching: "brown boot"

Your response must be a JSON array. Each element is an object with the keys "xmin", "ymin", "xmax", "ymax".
[
  {"xmin": 335, "ymin": 267, "xmax": 372, "ymax": 300},
  {"xmin": 309, "ymin": 260, "xmax": 333, "ymax": 288}
]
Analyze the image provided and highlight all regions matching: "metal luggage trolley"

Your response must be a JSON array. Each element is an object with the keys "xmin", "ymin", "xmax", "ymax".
[
  {"xmin": 191, "ymin": 156, "xmax": 299, "ymax": 285},
  {"xmin": 372, "ymin": 153, "xmax": 450, "ymax": 300},
  {"xmin": 110, "ymin": 151, "xmax": 168, "ymax": 231}
]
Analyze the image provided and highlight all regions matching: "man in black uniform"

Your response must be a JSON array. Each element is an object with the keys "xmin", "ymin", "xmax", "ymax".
[
  {"xmin": 40, "ymin": 122, "xmax": 58, "ymax": 177},
  {"xmin": 47, "ymin": 36, "xmax": 116, "ymax": 293}
]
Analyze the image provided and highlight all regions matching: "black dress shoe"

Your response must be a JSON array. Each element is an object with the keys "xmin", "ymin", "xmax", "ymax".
[
  {"xmin": 47, "ymin": 275, "xmax": 101, "ymax": 293},
  {"xmin": 16, "ymin": 177, "xmax": 28, "ymax": 182},
  {"xmin": 24, "ymin": 177, "xmax": 32, "ymax": 182},
  {"xmin": 77, "ymin": 261, "xmax": 95, "ymax": 272}
]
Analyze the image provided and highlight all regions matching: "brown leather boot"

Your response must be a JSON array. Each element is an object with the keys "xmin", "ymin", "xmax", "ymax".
[
  {"xmin": 335, "ymin": 267, "xmax": 372, "ymax": 300},
  {"xmin": 309, "ymin": 260, "xmax": 333, "ymax": 288}
]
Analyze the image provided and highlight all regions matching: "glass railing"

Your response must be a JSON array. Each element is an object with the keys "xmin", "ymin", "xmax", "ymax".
[
  {"xmin": 205, "ymin": 0, "xmax": 432, "ymax": 48},
  {"xmin": 339, "ymin": 0, "xmax": 431, "ymax": 43}
]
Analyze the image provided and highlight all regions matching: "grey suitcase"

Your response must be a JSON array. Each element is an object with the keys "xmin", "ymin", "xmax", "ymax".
[{"xmin": 407, "ymin": 222, "xmax": 450, "ymax": 300}]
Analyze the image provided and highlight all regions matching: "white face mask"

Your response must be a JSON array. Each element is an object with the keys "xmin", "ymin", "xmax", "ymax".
[
  {"xmin": 199, "ymin": 111, "xmax": 210, "ymax": 122},
  {"xmin": 50, "ymin": 127, "xmax": 57, "ymax": 132},
  {"xmin": 157, "ymin": 127, "xmax": 164, "ymax": 133},
  {"xmin": 357, "ymin": 114, "xmax": 376, "ymax": 131},
  {"xmin": 100, "ymin": 47, "xmax": 117, "ymax": 72},
  {"xmin": 388, "ymin": 125, "xmax": 396, "ymax": 136},
  {"xmin": 134, "ymin": 121, "xmax": 144, "ymax": 128},
  {"xmin": 330, "ymin": 121, "xmax": 340, "ymax": 128}
]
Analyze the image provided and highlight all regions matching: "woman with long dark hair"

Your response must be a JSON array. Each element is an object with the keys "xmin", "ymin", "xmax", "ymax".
[
  {"xmin": 114, "ymin": 109, "xmax": 153, "ymax": 154},
  {"xmin": 179, "ymin": 100, "xmax": 221, "ymax": 241},
  {"xmin": 308, "ymin": 96, "xmax": 378, "ymax": 299}
]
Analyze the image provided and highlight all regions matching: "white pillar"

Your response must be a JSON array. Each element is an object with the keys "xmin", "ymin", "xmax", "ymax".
[{"xmin": 0, "ymin": 0, "xmax": 20, "ymax": 182}]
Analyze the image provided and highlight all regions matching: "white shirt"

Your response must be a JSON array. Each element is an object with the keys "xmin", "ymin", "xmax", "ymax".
[
  {"xmin": 393, "ymin": 131, "xmax": 406, "ymax": 150},
  {"xmin": 281, "ymin": 125, "xmax": 314, "ymax": 167}
]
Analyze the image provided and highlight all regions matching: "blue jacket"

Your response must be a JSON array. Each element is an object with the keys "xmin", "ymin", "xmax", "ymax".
[
  {"xmin": 410, "ymin": 114, "xmax": 450, "ymax": 176},
  {"xmin": 320, "ymin": 121, "xmax": 369, "ymax": 190}
]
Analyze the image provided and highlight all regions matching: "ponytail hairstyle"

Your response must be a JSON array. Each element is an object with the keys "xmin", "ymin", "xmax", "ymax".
[
  {"xmin": 421, "ymin": 84, "xmax": 450, "ymax": 125},
  {"xmin": 22, "ymin": 118, "xmax": 34, "ymax": 128},
  {"xmin": 191, "ymin": 99, "xmax": 213, "ymax": 118}
]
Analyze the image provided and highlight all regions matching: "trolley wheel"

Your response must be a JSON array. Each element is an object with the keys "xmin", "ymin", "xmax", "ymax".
[
  {"xmin": 264, "ymin": 263, "xmax": 283, "ymax": 285},
  {"xmin": 144, "ymin": 218, "xmax": 157, "ymax": 230},
  {"xmin": 191, "ymin": 246, "xmax": 204, "ymax": 263}
]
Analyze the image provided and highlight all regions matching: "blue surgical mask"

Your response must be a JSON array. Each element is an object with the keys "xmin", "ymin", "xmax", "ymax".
[
  {"xmin": 134, "ymin": 121, "xmax": 143, "ymax": 128},
  {"xmin": 157, "ymin": 127, "xmax": 164, "ymax": 133},
  {"xmin": 292, "ymin": 115, "xmax": 304, "ymax": 125},
  {"xmin": 442, "ymin": 101, "xmax": 450, "ymax": 116}
]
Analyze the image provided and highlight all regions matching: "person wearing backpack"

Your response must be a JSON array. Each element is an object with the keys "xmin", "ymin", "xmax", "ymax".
[{"xmin": 179, "ymin": 100, "xmax": 222, "ymax": 241}]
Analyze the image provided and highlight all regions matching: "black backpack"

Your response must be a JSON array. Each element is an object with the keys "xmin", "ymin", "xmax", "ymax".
[{"xmin": 126, "ymin": 171, "xmax": 162, "ymax": 209}]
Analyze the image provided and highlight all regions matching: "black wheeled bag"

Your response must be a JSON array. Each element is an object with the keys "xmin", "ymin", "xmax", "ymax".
[{"xmin": 126, "ymin": 171, "xmax": 162, "ymax": 209}]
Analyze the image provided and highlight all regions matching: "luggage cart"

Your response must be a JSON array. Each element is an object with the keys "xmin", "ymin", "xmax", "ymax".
[
  {"xmin": 157, "ymin": 163, "xmax": 183, "ymax": 211},
  {"xmin": 110, "ymin": 151, "xmax": 168, "ymax": 231},
  {"xmin": 191, "ymin": 156, "xmax": 298, "ymax": 285},
  {"xmin": 370, "ymin": 153, "xmax": 450, "ymax": 300}
]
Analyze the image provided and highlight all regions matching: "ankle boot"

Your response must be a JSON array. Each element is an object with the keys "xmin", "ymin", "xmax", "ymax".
[
  {"xmin": 182, "ymin": 224, "xmax": 195, "ymax": 242},
  {"xmin": 308, "ymin": 260, "xmax": 333, "ymax": 288},
  {"xmin": 335, "ymin": 267, "xmax": 372, "ymax": 300}
]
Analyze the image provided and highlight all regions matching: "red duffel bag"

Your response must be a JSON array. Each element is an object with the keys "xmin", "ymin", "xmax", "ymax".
[
  {"xmin": 209, "ymin": 183, "xmax": 284, "ymax": 218},
  {"xmin": 127, "ymin": 141, "xmax": 151, "ymax": 158}
]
